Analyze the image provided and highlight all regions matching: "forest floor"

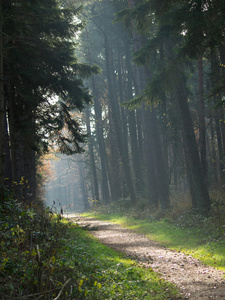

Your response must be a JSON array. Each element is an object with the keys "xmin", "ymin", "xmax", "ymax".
[{"xmin": 67, "ymin": 214, "xmax": 225, "ymax": 299}]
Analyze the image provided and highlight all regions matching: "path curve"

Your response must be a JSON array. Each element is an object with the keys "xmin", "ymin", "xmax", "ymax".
[{"xmin": 67, "ymin": 214, "xmax": 225, "ymax": 299}]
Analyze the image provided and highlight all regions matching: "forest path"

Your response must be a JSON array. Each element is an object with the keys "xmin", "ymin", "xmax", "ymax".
[{"xmin": 67, "ymin": 214, "xmax": 225, "ymax": 299}]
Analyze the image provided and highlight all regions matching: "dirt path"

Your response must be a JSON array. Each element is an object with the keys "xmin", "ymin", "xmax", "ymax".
[{"xmin": 67, "ymin": 215, "xmax": 225, "ymax": 299}]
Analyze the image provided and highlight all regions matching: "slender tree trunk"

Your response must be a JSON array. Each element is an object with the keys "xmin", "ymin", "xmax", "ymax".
[
  {"xmin": 125, "ymin": 43, "xmax": 144, "ymax": 190},
  {"xmin": 92, "ymin": 83, "xmax": 111, "ymax": 203},
  {"xmin": 218, "ymin": 46, "xmax": 225, "ymax": 150},
  {"xmin": 117, "ymin": 41, "xmax": 129, "ymax": 162},
  {"xmin": 0, "ymin": 0, "xmax": 4, "ymax": 195},
  {"xmin": 8, "ymin": 86, "xmax": 20, "ymax": 195},
  {"xmin": 198, "ymin": 56, "xmax": 207, "ymax": 181},
  {"xmin": 136, "ymin": 109, "xmax": 144, "ymax": 164},
  {"xmin": 23, "ymin": 126, "xmax": 36, "ymax": 203},
  {"xmin": 4, "ymin": 109, "xmax": 12, "ymax": 187},
  {"xmin": 78, "ymin": 159, "xmax": 90, "ymax": 210},
  {"xmin": 85, "ymin": 107, "xmax": 100, "ymax": 203},
  {"xmin": 210, "ymin": 49, "xmax": 225, "ymax": 182},
  {"xmin": 142, "ymin": 107, "xmax": 159, "ymax": 207},
  {"xmin": 208, "ymin": 113, "xmax": 219, "ymax": 185}
]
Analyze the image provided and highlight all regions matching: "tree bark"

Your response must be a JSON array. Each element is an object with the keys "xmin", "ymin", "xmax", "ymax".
[
  {"xmin": 0, "ymin": 0, "xmax": 4, "ymax": 196},
  {"xmin": 210, "ymin": 49, "xmax": 225, "ymax": 182},
  {"xmin": 174, "ymin": 73, "xmax": 211, "ymax": 212},
  {"xmin": 92, "ymin": 82, "xmax": 111, "ymax": 203},
  {"xmin": 198, "ymin": 56, "xmax": 207, "ymax": 181},
  {"xmin": 125, "ymin": 42, "xmax": 144, "ymax": 190},
  {"xmin": 105, "ymin": 35, "xmax": 137, "ymax": 204},
  {"xmin": 85, "ymin": 107, "xmax": 100, "ymax": 203}
]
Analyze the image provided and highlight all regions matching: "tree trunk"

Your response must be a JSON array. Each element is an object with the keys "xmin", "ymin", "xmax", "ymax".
[
  {"xmin": 210, "ymin": 49, "xmax": 225, "ymax": 182},
  {"xmin": 84, "ymin": 27, "xmax": 111, "ymax": 203},
  {"xmin": 142, "ymin": 107, "xmax": 159, "ymax": 207},
  {"xmin": 78, "ymin": 158, "xmax": 90, "ymax": 210},
  {"xmin": 198, "ymin": 56, "xmax": 207, "ymax": 181},
  {"xmin": 125, "ymin": 42, "xmax": 144, "ymax": 190},
  {"xmin": 105, "ymin": 35, "xmax": 137, "ymax": 204},
  {"xmin": 92, "ymin": 82, "xmax": 111, "ymax": 203},
  {"xmin": 85, "ymin": 107, "xmax": 100, "ymax": 203},
  {"xmin": 4, "ymin": 110, "xmax": 12, "ymax": 187},
  {"xmin": 174, "ymin": 73, "xmax": 211, "ymax": 212},
  {"xmin": 0, "ymin": 0, "xmax": 4, "ymax": 196}
]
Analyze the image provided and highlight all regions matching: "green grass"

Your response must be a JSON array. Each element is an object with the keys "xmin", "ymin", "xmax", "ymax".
[
  {"xmin": 65, "ymin": 224, "xmax": 181, "ymax": 299},
  {"xmin": 0, "ymin": 192, "xmax": 180, "ymax": 299},
  {"xmin": 82, "ymin": 212, "xmax": 225, "ymax": 272}
]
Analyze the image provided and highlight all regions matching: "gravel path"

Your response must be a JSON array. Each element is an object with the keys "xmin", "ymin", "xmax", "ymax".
[{"xmin": 67, "ymin": 215, "xmax": 225, "ymax": 299}]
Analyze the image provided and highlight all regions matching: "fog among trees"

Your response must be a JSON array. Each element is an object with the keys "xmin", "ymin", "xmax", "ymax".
[{"xmin": 1, "ymin": 0, "xmax": 225, "ymax": 215}]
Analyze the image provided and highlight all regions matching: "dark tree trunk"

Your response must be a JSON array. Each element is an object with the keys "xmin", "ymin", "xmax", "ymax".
[
  {"xmin": 142, "ymin": 107, "xmax": 159, "ymax": 207},
  {"xmin": 174, "ymin": 73, "xmax": 211, "ymax": 212},
  {"xmin": 85, "ymin": 107, "xmax": 100, "ymax": 203},
  {"xmin": 104, "ymin": 36, "xmax": 137, "ymax": 204},
  {"xmin": 198, "ymin": 56, "xmax": 207, "ymax": 181},
  {"xmin": 126, "ymin": 0, "xmax": 170, "ymax": 209},
  {"xmin": 78, "ymin": 159, "xmax": 90, "ymax": 210},
  {"xmin": 85, "ymin": 27, "xmax": 111, "ymax": 203},
  {"xmin": 92, "ymin": 84, "xmax": 111, "ymax": 203},
  {"xmin": 125, "ymin": 43, "xmax": 144, "ymax": 191},
  {"xmin": 208, "ymin": 113, "xmax": 219, "ymax": 185},
  {"xmin": 210, "ymin": 49, "xmax": 225, "ymax": 182},
  {"xmin": 4, "ymin": 110, "xmax": 12, "ymax": 187},
  {"xmin": 0, "ymin": 0, "xmax": 4, "ymax": 194},
  {"xmin": 8, "ymin": 88, "xmax": 19, "ymax": 195}
]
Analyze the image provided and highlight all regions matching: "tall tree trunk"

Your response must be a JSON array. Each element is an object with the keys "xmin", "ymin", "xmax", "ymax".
[
  {"xmin": 92, "ymin": 83, "xmax": 111, "ymax": 203},
  {"xmin": 78, "ymin": 158, "xmax": 90, "ymax": 210},
  {"xmin": 105, "ymin": 35, "xmax": 137, "ymax": 204},
  {"xmin": 174, "ymin": 73, "xmax": 211, "ymax": 212},
  {"xmin": 142, "ymin": 107, "xmax": 159, "ymax": 207},
  {"xmin": 4, "ymin": 109, "xmax": 12, "ymax": 187},
  {"xmin": 125, "ymin": 43, "xmax": 144, "ymax": 190},
  {"xmin": 0, "ymin": 0, "xmax": 4, "ymax": 196},
  {"xmin": 208, "ymin": 112, "xmax": 219, "ymax": 185},
  {"xmin": 117, "ymin": 41, "xmax": 129, "ymax": 163},
  {"xmin": 84, "ymin": 27, "xmax": 111, "ymax": 203},
  {"xmin": 210, "ymin": 49, "xmax": 225, "ymax": 182},
  {"xmin": 198, "ymin": 56, "xmax": 207, "ymax": 181},
  {"xmin": 85, "ymin": 107, "xmax": 100, "ymax": 203}
]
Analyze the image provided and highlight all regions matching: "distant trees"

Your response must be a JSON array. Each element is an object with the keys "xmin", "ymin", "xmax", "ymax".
[
  {"xmin": 77, "ymin": 0, "xmax": 225, "ymax": 213},
  {"xmin": 2, "ymin": 0, "xmax": 225, "ymax": 214}
]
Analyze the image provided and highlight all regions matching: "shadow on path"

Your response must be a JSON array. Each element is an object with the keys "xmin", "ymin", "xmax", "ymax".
[{"xmin": 67, "ymin": 214, "xmax": 225, "ymax": 299}]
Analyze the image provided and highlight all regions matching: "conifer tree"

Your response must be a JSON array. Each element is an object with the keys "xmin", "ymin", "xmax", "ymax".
[
  {"xmin": 2, "ymin": 0, "xmax": 98, "ymax": 200},
  {"xmin": 0, "ymin": 0, "xmax": 4, "ymax": 195}
]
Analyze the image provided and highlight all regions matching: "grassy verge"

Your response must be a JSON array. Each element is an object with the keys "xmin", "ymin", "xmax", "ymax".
[
  {"xmin": 0, "ymin": 191, "xmax": 180, "ymax": 299},
  {"xmin": 64, "ymin": 225, "xmax": 181, "ymax": 299},
  {"xmin": 82, "ymin": 211, "xmax": 225, "ymax": 272}
]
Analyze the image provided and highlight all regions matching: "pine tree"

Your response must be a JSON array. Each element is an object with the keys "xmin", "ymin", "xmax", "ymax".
[
  {"xmin": 0, "ymin": 0, "xmax": 4, "ymax": 196},
  {"xmin": 3, "ymin": 0, "xmax": 98, "ymax": 200}
]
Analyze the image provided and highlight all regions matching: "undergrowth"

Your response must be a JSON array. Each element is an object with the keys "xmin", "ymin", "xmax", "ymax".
[{"xmin": 0, "ymin": 190, "xmax": 181, "ymax": 299}]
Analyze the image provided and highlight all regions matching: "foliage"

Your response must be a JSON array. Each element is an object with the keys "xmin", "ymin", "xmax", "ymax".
[
  {"xmin": 0, "ymin": 191, "xmax": 181, "ymax": 299},
  {"xmin": 0, "ymin": 191, "xmax": 70, "ymax": 299},
  {"xmin": 3, "ymin": 0, "xmax": 98, "ymax": 155}
]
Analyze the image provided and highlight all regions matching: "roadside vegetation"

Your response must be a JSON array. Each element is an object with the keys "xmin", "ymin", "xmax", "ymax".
[
  {"xmin": 0, "ymin": 190, "xmax": 181, "ymax": 299},
  {"xmin": 83, "ymin": 190, "xmax": 225, "ymax": 273}
]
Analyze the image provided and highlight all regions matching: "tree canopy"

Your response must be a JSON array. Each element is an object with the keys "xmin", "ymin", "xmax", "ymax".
[{"xmin": 0, "ymin": 0, "xmax": 98, "ymax": 200}]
